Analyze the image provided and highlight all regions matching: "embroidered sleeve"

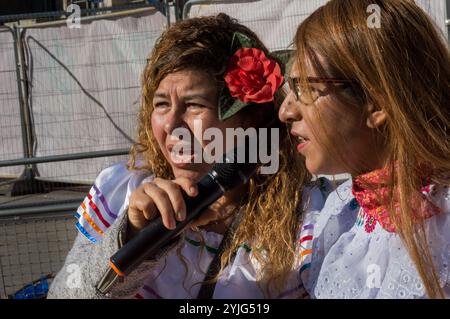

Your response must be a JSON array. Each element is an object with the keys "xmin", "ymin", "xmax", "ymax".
[{"xmin": 75, "ymin": 161, "xmax": 152, "ymax": 243}]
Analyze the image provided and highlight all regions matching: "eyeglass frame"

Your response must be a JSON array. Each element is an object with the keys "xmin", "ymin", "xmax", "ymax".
[{"xmin": 287, "ymin": 76, "xmax": 356, "ymax": 104}]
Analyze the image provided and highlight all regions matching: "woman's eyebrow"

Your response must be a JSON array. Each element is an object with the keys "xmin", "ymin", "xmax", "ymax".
[
  {"xmin": 153, "ymin": 92, "xmax": 169, "ymax": 99},
  {"xmin": 183, "ymin": 93, "xmax": 211, "ymax": 101}
]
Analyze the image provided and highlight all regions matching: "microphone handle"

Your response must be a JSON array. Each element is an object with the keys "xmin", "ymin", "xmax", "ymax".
[{"xmin": 109, "ymin": 173, "xmax": 224, "ymax": 276}]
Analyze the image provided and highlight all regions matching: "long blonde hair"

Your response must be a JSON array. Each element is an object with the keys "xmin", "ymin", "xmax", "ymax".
[
  {"xmin": 294, "ymin": 0, "xmax": 450, "ymax": 298},
  {"xmin": 128, "ymin": 13, "xmax": 311, "ymax": 297}
]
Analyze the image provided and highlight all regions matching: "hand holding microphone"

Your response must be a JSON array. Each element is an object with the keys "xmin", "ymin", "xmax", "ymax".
[
  {"xmin": 109, "ymin": 146, "xmax": 258, "ymax": 276},
  {"xmin": 126, "ymin": 176, "xmax": 199, "ymax": 240},
  {"xmin": 127, "ymin": 177, "xmax": 235, "ymax": 242}
]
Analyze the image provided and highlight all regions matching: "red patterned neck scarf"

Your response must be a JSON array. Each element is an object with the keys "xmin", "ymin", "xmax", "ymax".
[{"xmin": 352, "ymin": 166, "xmax": 442, "ymax": 233}]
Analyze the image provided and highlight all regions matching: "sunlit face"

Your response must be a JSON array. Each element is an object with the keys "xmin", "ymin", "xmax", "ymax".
[
  {"xmin": 151, "ymin": 69, "xmax": 243, "ymax": 182},
  {"xmin": 278, "ymin": 59, "xmax": 386, "ymax": 176}
]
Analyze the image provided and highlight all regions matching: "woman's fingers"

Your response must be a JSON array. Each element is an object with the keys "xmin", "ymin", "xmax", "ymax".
[
  {"xmin": 153, "ymin": 178, "xmax": 187, "ymax": 222},
  {"xmin": 128, "ymin": 177, "xmax": 200, "ymax": 233},
  {"xmin": 128, "ymin": 186, "xmax": 157, "ymax": 230},
  {"xmin": 142, "ymin": 181, "xmax": 177, "ymax": 230},
  {"xmin": 173, "ymin": 177, "xmax": 198, "ymax": 198}
]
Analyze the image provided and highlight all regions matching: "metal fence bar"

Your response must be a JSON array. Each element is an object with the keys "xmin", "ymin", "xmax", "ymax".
[
  {"xmin": 182, "ymin": 0, "xmax": 260, "ymax": 19},
  {"xmin": 0, "ymin": 203, "xmax": 80, "ymax": 217},
  {"xmin": 20, "ymin": 6, "xmax": 159, "ymax": 29},
  {"xmin": 0, "ymin": 148, "xmax": 129, "ymax": 168},
  {"xmin": 0, "ymin": 198, "xmax": 82, "ymax": 210},
  {"xmin": 9, "ymin": 26, "xmax": 31, "ymax": 165},
  {"xmin": 0, "ymin": 2, "xmax": 154, "ymax": 24}
]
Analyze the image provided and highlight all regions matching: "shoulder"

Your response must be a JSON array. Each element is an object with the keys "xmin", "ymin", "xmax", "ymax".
[
  {"xmin": 93, "ymin": 160, "xmax": 152, "ymax": 190},
  {"xmin": 311, "ymin": 183, "xmax": 450, "ymax": 299},
  {"xmin": 301, "ymin": 177, "xmax": 335, "ymax": 212},
  {"xmin": 75, "ymin": 161, "xmax": 153, "ymax": 243}
]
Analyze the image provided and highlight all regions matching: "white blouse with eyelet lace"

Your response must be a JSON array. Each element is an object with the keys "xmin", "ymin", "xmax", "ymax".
[{"xmin": 302, "ymin": 178, "xmax": 450, "ymax": 299}]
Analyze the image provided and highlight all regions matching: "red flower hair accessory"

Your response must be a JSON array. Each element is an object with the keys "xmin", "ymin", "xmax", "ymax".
[
  {"xmin": 218, "ymin": 32, "xmax": 292, "ymax": 121},
  {"xmin": 224, "ymin": 48, "xmax": 283, "ymax": 104}
]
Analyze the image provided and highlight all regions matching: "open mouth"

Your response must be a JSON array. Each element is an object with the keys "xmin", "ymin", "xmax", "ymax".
[
  {"xmin": 297, "ymin": 135, "xmax": 310, "ymax": 143},
  {"xmin": 168, "ymin": 143, "xmax": 198, "ymax": 164},
  {"xmin": 295, "ymin": 135, "xmax": 310, "ymax": 152}
]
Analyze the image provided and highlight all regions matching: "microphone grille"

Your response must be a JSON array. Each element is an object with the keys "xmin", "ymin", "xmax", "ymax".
[{"xmin": 211, "ymin": 146, "xmax": 258, "ymax": 190}]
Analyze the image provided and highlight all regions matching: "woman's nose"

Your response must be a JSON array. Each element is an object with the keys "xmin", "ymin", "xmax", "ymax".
[
  {"xmin": 278, "ymin": 92, "xmax": 302, "ymax": 123},
  {"xmin": 164, "ymin": 107, "xmax": 186, "ymax": 135}
]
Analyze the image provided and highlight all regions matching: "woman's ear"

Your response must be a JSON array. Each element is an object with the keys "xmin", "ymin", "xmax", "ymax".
[{"xmin": 366, "ymin": 103, "xmax": 387, "ymax": 129}]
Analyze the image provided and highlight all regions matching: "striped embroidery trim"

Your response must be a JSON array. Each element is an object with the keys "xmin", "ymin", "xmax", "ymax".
[
  {"xmin": 92, "ymin": 184, "xmax": 118, "ymax": 219},
  {"xmin": 75, "ymin": 184, "xmax": 119, "ymax": 242},
  {"xmin": 80, "ymin": 203, "xmax": 104, "ymax": 236},
  {"xmin": 355, "ymin": 207, "xmax": 365, "ymax": 227},
  {"xmin": 75, "ymin": 203, "xmax": 102, "ymax": 243},
  {"xmin": 84, "ymin": 198, "xmax": 110, "ymax": 229},
  {"xmin": 299, "ymin": 235, "xmax": 313, "ymax": 244},
  {"xmin": 298, "ymin": 223, "xmax": 314, "ymax": 275},
  {"xmin": 75, "ymin": 221, "xmax": 97, "ymax": 243},
  {"xmin": 75, "ymin": 200, "xmax": 106, "ymax": 241}
]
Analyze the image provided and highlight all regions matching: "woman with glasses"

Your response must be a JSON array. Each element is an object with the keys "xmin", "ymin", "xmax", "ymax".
[{"xmin": 279, "ymin": 0, "xmax": 450, "ymax": 298}]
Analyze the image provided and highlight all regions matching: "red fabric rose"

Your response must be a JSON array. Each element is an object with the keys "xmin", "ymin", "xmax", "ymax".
[{"xmin": 224, "ymin": 48, "xmax": 283, "ymax": 103}]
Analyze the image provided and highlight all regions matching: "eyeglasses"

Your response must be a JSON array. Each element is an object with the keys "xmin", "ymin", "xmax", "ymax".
[{"xmin": 287, "ymin": 76, "xmax": 355, "ymax": 104}]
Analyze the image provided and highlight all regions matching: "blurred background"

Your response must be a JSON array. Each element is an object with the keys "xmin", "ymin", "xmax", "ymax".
[{"xmin": 0, "ymin": 0, "xmax": 448, "ymax": 299}]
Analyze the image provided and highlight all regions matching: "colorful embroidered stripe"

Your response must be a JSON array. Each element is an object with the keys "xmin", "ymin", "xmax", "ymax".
[
  {"xmin": 82, "ymin": 200, "xmax": 110, "ymax": 229},
  {"xmin": 184, "ymin": 237, "xmax": 219, "ymax": 254},
  {"xmin": 299, "ymin": 235, "xmax": 313, "ymax": 243},
  {"xmin": 302, "ymin": 224, "xmax": 313, "ymax": 230},
  {"xmin": 142, "ymin": 285, "xmax": 163, "ymax": 299},
  {"xmin": 299, "ymin": 262, "xmax": 311, "ymax": 275},
  {"xmin": 300, "ymin": 249, "xmax": 313, "ymax": 258},
  {"xmin": 81, "ymin": 209, "xmax": 104, "ymax": 236},
  {"xmin": 85, "ymin": 192, "xmax": 115, "ymax": 226},
  {"xmin": 356, "ymin": 207, "xmax": 365, "ymax": 226},
  {"xmin": 78, "ymin": 202, "xmax": 102, "ymax": 234},
  {"xmin": 92, "ymin": 184, "xmax": 118, "ymax": 219},
  {"xmin": 75, "ymin": 222, "xmax": 97, "ymax": 243}
]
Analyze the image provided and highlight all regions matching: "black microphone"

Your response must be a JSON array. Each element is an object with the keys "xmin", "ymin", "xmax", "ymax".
[{"xmin": 109, "ymin": 146, "xmax": 258, "ymax": 276}]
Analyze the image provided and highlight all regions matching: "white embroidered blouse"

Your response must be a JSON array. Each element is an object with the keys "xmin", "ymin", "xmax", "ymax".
[
  {"xmin": 302, "ymin": 178, "xmax": 450, "ymax": 299},
  {"xmin": 51, "ymin": 161, "xmax": 328, "ymax": 299}
]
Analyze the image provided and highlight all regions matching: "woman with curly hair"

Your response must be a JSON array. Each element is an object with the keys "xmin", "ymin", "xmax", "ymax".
[{"xmin": 48, "ymin": 13, "xmax": 318, "ymax": 299}]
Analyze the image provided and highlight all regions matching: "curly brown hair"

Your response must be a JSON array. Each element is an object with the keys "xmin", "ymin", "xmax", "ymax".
[{"xmin": 128, "ymin": 13, "xmax": 311, "ymax": 297}]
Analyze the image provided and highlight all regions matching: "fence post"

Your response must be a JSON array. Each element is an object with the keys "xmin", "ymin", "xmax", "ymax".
[{"xmin": 12, "ymin": 26, "xmax": 34, "ymax": 178}]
